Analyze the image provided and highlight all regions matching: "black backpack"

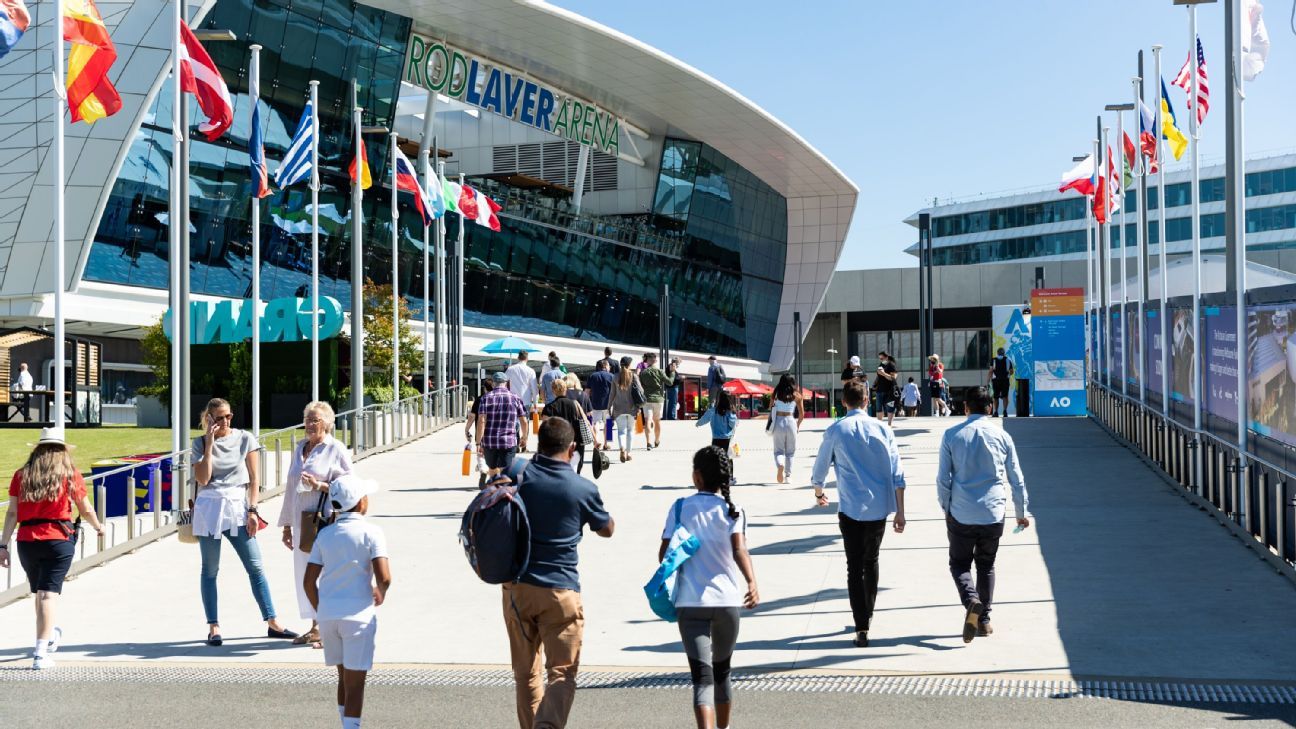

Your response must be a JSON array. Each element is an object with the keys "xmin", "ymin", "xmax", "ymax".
[{"xmin": 459, "ymin": 461, "xmax": 531, "ymax": 584}]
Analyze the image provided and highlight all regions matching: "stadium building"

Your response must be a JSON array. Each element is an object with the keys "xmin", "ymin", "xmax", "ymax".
[{"xmin": 0, "ymin": 0, "xmax": 856, "ymax": 412}]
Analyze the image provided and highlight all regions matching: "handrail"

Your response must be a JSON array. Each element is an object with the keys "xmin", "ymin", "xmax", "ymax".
[{"xmin": 0, "ymin": 384, "xmax": 468, "ymax": 606}]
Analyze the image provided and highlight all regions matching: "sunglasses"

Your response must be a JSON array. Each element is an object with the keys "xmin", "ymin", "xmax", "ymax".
[{"xmin": 210, "ymin": 414, "xmax": 233, "ymax": 422}]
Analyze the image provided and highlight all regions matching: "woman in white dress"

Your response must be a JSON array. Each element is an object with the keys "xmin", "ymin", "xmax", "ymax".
[{"xmin": 279, "ymin": 401, "xmax": 354, "ymax": 648}]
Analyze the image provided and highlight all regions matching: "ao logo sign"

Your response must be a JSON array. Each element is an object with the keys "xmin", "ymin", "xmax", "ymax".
[
  {"xmin": 164, "ymin": 296, "xmax": 344, "ymax": 344},
  {"xmin": 1049, "ymin": 396, "xmax": 1072, "ymax": 408}
]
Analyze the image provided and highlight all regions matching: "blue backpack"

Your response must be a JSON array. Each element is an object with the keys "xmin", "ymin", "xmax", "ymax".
[{"xmin": 459, "ymin": 460, "xmax": 531, "ymax": 584}]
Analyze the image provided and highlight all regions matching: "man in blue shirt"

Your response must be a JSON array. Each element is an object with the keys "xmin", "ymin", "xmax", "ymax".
[
  {"xmin": 810, "ymin": 381, "xmax": 906, "ymax": 648},
  {"xmin": 586, "ymin": 359, "xmax": 616, "ymax": 452},
  {"xmin": 936, "ymin": 386, "xmax": 1030, "ymax": 643},
  {"xmin": 504, "ymin": 417, "xmax": 614, "ymax": 729},
  {"xmin": 705, "ymin": 355, "xmax": 726, "ymax": 404}
]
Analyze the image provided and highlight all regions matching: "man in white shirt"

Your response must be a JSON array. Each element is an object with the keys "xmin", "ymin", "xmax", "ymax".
[
  {"xmin": 305, "ymin": 475, "xmax": 392, "ymax": 729},
  {"xmin": 11, "ymin": 362, "xmax": 32, "ymax": 421},
  {"xmin": 505, "ymin": 352, "xmax": 538, "ymax": 452},
  {"xmin": 901, "ymin": 377, "xmax": 921, "ymax": 417}
]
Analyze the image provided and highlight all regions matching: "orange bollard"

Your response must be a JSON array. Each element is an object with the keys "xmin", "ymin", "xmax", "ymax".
[{"xmin": 461, "ymin": 443, "xmax": 473, "ymax": 476}]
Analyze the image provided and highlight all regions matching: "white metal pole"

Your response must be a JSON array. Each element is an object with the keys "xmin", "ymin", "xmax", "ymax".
[
  {"xmin": 1101, "ymin": 131, "xmax": 1113, "ymax": 389},
  {"xmin": 1085, "ymin": 187, "xmax": 1094, "ymax": 381},
  {"xmin": 421, "ymin": 150, "xmax": 431, "ymax": 404},
  {"xmin": 391, "ymin": 134, "xmax": 400, "ymax": 421},
  {"xmin": 1154, "ymin": 45, "xmax": 1169, "ymax": 417},
  {"xmin": 170, "ymin": 0, "xmax": 182, "ymax": 456},
  {"xmin": 53, "ymin": 0, "xmax": 66, "ymax": 430},
  {"xmin": 1230, "ymin": 0, "xmax": 1249, "ymax": 511},
  {"xmin": 1133, "ymin": 76, "xmax": 1146, "ymax": 405},
  {"xmin": 350, "ymin": 85, "xmax": 364, "ymax": 436},
  {"xmin": 1117, "ymin": 110, "xmax": 1129, "ymax": 397},
  {"xmin": 1189, "ymin": 9, "xmax": 1203, "ymax": 442},
  {"xmin": 250, "ymin": 45, "xmax": 262, "ymax": 437},
  {"xmin": 435, "ymin": 161, "xmax": 447, "ymax": 415},
  {"xmin": 457, "ymin": 174, "xmax": 466, "ymax": 391},
  {"xmin": 309, "ymin": 80, "xmax": 320, "ymax": 403}
]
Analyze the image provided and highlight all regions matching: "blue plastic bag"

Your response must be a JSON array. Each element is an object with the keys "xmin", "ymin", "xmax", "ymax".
[{"xmin": 644, "ymin": 498, "xmax": 700, "ymax": 622}]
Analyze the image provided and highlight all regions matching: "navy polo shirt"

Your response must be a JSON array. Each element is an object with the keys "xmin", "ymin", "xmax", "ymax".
[{"xmin": 517, "ymin": 455, "xmax": 610, "ymax": 592}]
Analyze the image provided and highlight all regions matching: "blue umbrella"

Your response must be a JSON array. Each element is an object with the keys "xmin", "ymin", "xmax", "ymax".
[{"xmin": 481, "ymin": 336, "xmax": 542, "ymax": 354}]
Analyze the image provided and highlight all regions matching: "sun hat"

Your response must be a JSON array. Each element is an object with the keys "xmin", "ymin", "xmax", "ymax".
[
  {"xmin": 30, "ymin": 427, "xmax": 74, "ymax": 449},
  {"xmin": 329, "ymin": 474, "xmax": 378, "ymax": 512}
]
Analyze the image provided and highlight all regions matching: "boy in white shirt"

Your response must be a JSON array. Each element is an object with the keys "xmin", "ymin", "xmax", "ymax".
[
  {"xmin": 304, "ymin": 475, "xmax": 392, "ymax": 729},
  {"xmin": 902, "ymin": 377, "xmax": 922, "ymax": 417}
]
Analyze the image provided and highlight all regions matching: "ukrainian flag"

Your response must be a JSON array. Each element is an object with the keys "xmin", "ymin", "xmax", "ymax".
[{"xmin": 1160, "ymin": 78, "xmax": 1188, "ymax": 162}]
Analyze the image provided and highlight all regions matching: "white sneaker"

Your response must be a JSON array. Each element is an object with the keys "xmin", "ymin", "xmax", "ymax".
[
  {"xmin": 32, "ymin": 654, "xmax": 55, "ymax": 670},
  {"xmin": 47, "ymin": 627, "xmax": 62, "ymax": 653}
]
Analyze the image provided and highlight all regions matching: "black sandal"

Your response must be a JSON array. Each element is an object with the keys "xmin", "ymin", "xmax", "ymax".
[{"xmin": 206, "ymin": 633, "xmax": 223, "ymax": 647}]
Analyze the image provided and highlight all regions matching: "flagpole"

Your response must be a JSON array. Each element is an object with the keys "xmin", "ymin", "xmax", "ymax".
[
  {"xmin": 350, "ymin": 82, "xmax": 364, "ymax": 446},
  {"xmin": 250, "ymin": 45, "xmax": 262, "ymax": 437},
  {"xmin": 1228, "ymin": 0, "xmax": 1249, "ymax": 519},
  {"xmin": 420, "ymin": 149, "xmax": 430, "ymax": 411},
  {"xmin": 1154, "ymin": 44, "xmax": 1169, "ymax": 419},
  {"xmin": 1101, "ymin": 127, "xmax": 1113, "ymax": 391},
  {"xmin": 52, "ymin": 0, "xmax": 66, "ymax": 431},
  {"xmin": 390, "ymin": 133, "xmax": 401, "ymax": 436},
  {"xmin": 436, "ymin": 160, "xmax": 447, "ymax": 418},
  {"xmin": 1133, "ymin": 74, "xmax": 1145, "ymax": 405},
  {"xmin": 457, "ymin": 174, "xmax": 466, "ymax": 395},
  {"xmin": 169, "ymin": 0, "xmax": 181, "ymax": 459},
  {"xmin": 175, "ymin": 0, "xmax": 193, "ymax": 507},
  {"xmin": 1116, "ymin": 108, "xmax": 1128, "ymax": 398},
  {"xmin": 1188, "ymin": 6, "xmax": 1203, "ymax": 496},
  {"xmin": 1085, "ymin": 176, "xmax": 1094, "ymax": 384},
  {"xmin": 309, "ymin": 79, "xmax": 320, "ymax": 403}
]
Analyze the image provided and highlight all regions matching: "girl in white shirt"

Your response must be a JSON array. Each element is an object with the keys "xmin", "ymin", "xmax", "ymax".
[{"xmin": 658, "ymin": 446, "xmax": 759, "ymax": 729}]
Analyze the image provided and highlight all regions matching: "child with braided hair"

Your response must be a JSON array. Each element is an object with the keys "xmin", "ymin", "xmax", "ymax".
[{"xmin": 657, "ymin": 446, "xmax": 759, "ymax": 729}]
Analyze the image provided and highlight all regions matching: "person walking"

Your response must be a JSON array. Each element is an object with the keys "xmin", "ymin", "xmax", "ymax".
[
  {"xmin": 563, "ymin": 373, "xmax": 592, "ymax": 414},
  {"xmin": 280, "ymin": 401, "xmax": 354, "ymax": 648},
  {"xmin": 476, "ymin": 373, "xmax": 531, "ymax": 487},
  {"xmin": 705, "ymin": 355, "xmax": 726, "ymax": 404},
  {"xmin": 659, "ymin": 446, "xmax": 759, "ymax": 729},
  {"xmin": 902, "ymin": 377, "xmax": 921, "ymax": 417},
  {"xmin": 303, "ymin": 474, "xmax": 391, "ymax": 729},
  {"xmin": 0, "ymin": 427, "xmax": 106, "ymax": 669},
  {"xmin": 11, "ymin": 361, "xmax": 33, "ymax": 421},
  {"xmin": 927, "ymin": 355, "xmax": 948, "ymax": 417},
  {"xmin": 770, "ymin": 374, "xmax": 804, "ymax": 484},
  {"xmin": 696, "ymin": 391, "xmax": 738, "ymax": 451},
  {"xmin": 639, "ymin": 353, "xmax": 675, "ymax": 450},
  {"xmin": 988, "ymin": 348, "xmax": 1014, "ymax": 418},
  {"xmin": 539, "ymin": 353, "xmax": 565, "ymax": 406},
  {"xmin": 840, "ymin": 355, "xmax": 864, "ymax": 386},
  {"xmin": 192, "ymin": 398, "xmax": 296, "ymax": 646},
  {"xmin": 542, "ymin": 378, "xmax": 594, "ymax": 474},
  {"xmin": 587, "ymin": 360, "xmax": 616, "ymax": 452},
  {"xmin": 597, "ymin": 346, "xmax": 621, "ymax": 376},
  {"xmin": 873, "ymin": 352, "xmax": 898, "ymax": 426},
  {"xmin": 810, "ymin": 381, "xmax": 906, "ymax": 648},
  {"xmin": 663, "ymin": 357, "xmax": 682, "ymax": 420},
  {"xmin": 504, "ymin": 418, "xmax": 614, "ymax": 729},
  {"xmin": 506, "ymin": 351, "xmax": 539, "ymax": 448},
  {"xmin": 936, "ymin": 386, "xmax": 1030, "ymax": 643},
  {"xmin": 610, "ymin": 363, "xmax": 641, "ymax": 463}
]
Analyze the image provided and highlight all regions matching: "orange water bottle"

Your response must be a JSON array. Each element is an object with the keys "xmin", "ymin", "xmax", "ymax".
[
  {"xmin": 461, "ymin": 442, "xmax": 473, "ymax": 476},
  {"xmin": 531, "ymin": 409, "xmax": 540, "ymax": 434}
]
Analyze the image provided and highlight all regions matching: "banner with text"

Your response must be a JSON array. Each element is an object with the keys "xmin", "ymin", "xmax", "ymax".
[{"xmin": 1031, "ymin": 288, "xmax": 1086, "ymax": 416}]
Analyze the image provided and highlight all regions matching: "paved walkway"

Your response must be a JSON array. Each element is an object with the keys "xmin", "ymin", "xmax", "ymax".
[{"xmin": 2, "ymin": 415, "xmax": 1295, "ymax": 684}]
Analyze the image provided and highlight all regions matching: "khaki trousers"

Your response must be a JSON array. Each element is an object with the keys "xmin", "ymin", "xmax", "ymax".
[{"xmin": 502, "ymin": 582, "xmax": 584, "ymax": 729}]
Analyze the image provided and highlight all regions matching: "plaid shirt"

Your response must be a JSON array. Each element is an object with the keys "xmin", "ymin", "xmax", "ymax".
[{"xmin": 478, "ymin": 387, "xmax": 527, "ymax": 449}]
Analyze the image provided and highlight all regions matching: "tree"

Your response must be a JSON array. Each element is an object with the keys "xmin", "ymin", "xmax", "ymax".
[
  {"xmin": 340, "ymin": 279, "xmax": 422, "ymax": 404},
  {"xmin": 138, "ymin": 316, "xmax": 170, "ymax": 407}
]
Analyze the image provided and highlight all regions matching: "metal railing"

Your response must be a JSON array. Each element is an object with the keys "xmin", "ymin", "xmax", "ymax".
[
  {"xmin": 1087, "ymin": 383, "xmax": 1296, "ymax": 580},
  {"xmin": 1, "ymin": 384, "xmax": 467, "ymax": 606}
]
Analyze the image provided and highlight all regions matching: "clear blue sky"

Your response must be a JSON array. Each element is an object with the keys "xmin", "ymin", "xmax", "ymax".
[{"xmin": 550, "ymin": 0, "xmax": 1296, "ymax": 270}]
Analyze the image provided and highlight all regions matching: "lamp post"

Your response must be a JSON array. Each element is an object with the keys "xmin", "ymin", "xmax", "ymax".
[{"xmin": 827, "ymin": 339, "xmax": 838, "ymax": 418}]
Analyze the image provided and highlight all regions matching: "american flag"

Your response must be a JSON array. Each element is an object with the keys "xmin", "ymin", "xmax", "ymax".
[{"xmin": 1171, "ymin": 35, "xmax": 1210, "ymax": 126}]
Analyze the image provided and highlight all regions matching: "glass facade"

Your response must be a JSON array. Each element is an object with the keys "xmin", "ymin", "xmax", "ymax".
[
  {"xmin": 933, "ymin": 198, "xmax": 1087, "ymax": 237},
  {"xmin": 930, "ymin": 230, "xmax": 1088, "ymax": 266},
  {"xmin": 854, "ymin": 330, "xmax": 990, "ymax": 375},
  {"xmin": 86, "ymin": 0, "xmax": 419, "ymax": 311}
]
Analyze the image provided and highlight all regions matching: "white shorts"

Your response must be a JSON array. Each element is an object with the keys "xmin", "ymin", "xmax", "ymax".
[
  {"xmin": 592, "ymin": 409, "xmax": 610, "ymax": 424},
  {"xmin": 319, "ymin": 617, "xmax": 377, "ymax": 672},
  {"xmin": 642, "ymin": 402, "xmax": 664, "ymax": 419}
]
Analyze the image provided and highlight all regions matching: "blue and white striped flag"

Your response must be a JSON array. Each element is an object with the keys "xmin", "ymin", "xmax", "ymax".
[{"xmin": 275, "ymin": 99, "xmax": 314, "ymax": 188}]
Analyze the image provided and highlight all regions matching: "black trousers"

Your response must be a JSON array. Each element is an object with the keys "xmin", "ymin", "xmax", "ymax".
[
  {"xmin": 838, "ymin": 514, "xmax": 887, "ymax": 633},
  {"xmin": 946, "ymin": 515, "xmax": 1004, "ymax": 620}
]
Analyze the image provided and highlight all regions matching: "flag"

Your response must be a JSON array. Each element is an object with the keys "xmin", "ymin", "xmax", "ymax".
[
  {"xmin": 426, "ymin": 167, "xmax": 446, "ymax": 218},
  {"xmin": 1241, "ymin": 0, "xmax": 1270, "ymax": 81},
  {"xmin": 1122, "ymin": 131, "xmax": 1137, "ymax": 186},
  {"xmin": 178, "ymin": 22, "xmax": 233, "ymax": 141},
  {"xmin": 392, "ymin": 147, "xmax": 434, "ymax": 227},
  {"xmin": 275, "ymin": 101, "xmax": 314, "ymax": 188},
  {"xmin": 457, "ymin": 184, "xmax": 479, "ymax": 219},
  {"xmin": 441, "ymin": 177, "xmax": 459, "ymax": 214},
  {"xmin": 248, "ymin": 74, "xmax": 270, "ymax": 199},
  {"xmin": 63, "ymin": 0, "xmax": 121, "ymax": 124},
  {"xmin": 1160, "ymin": 78, "xmax": 1188, "ymax": 161},
  {"xmin": 472, "ymin": 187, "xmax": 502, "ymax": 231},
  {"xmin": 1172, "ymin": 36, "xmax": 1210, "ymax": 126},
  {"xmin": 1058, "ymin": 155, "xmax": 1095, "ymax": 196},
  {"xmin": 348, "ymin": 142, "xmax": 372, "ymax": 190},
  {"xmin": 1107, "ymin": 146, "xmax": 1121, "ymax": 213},
  {"xmin": 1138, "ymin": 99, "xmax": 1159, "ymax": 174},
  {"xmin": 0, "ymin": 0, "xmax": 31, "ymax": 60},
  {"xmin": 1092, "ymin": 162, "xmax": 1108, "ymax": 225}
]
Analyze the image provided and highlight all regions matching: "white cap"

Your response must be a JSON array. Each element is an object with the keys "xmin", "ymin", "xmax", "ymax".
[
  {"xmin": 329, "ymin": 474, "xmax": 378, "ymax": 512},
  {"xmin": 848, "ymin": 355, "xmax": 861, "ymax": 367}
]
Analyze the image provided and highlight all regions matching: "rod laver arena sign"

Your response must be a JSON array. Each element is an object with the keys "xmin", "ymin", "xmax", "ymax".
[{"xmin": 404, "ymin": 35, "xmax": 621, "ymax": 156}]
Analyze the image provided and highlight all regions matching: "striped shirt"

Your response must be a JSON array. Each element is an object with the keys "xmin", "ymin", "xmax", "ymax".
[{"xmin": 478, "ymin": 387, "xmax": 527, "ymax": 449}]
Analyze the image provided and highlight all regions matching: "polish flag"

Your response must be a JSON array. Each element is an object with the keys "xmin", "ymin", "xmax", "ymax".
[
  {"xmin": 179, "ymin": 21, "xmax": 233, "ymax": 141},
  {"xmin": 1058, "ymin": 155, "xmax": 1095, "ymax": 196}
]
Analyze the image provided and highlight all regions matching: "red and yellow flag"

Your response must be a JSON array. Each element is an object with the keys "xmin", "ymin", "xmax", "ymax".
[
  {"xmin": 63, "ymin": 0, "xmax": 120, "ymax": 124},
  {"xmin": 348, "ymin": 141, "xmax": 372, "ymax": 190}
]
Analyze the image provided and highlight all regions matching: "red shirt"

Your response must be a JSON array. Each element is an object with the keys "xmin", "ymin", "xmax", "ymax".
[{"xmin": 8, "ymin": 471, "xmax": 85, "ymax": 542}]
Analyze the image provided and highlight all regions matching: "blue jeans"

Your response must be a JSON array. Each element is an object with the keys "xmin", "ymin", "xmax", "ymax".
[
  {"xmin": 198, "ymin": 526, "xmax": 276, "ymax": 625},
  {"xmin": 664, "ymin": 388, "xmax": 679, "ymax": 420}
]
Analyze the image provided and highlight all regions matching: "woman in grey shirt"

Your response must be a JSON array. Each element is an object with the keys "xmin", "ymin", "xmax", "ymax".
[{"xmin": 191, "ymin": 398, "xmax": 295, "ymax": 646}]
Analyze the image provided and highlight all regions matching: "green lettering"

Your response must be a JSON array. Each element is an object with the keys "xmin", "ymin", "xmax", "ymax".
[
  {"xmin": 602, "ymin": 117, "xmax": 620, "ymax": 156},
  {"xmin": 427, "ymin": 42, "xmax": 451, "ymax": 92},
  {"xmin": 591, "ymin": 113, "xmax": 604, "ymax": 150},
  {"xmin": 405, "ymin": 36, "xmax": 426, "ymax": 86},
  {"xmin": 552, "ymin": 99, "xmax": 570, "ymax": 137},
  {"xmin": 580, "ymin": 106, "xmax": 595, "ymax": 145},
  {"xmin": 568, "ymin": 101, "xmax": 584, "ymax": 142},
  {"xmin": 448, "ymin": 51, "xmax": 469, "ymax": 97}
]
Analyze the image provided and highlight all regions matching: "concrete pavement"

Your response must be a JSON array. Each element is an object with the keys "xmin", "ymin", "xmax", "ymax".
[{"xmin": 1, "ymin": 414, "xmax": 1295, "ymax": 686}]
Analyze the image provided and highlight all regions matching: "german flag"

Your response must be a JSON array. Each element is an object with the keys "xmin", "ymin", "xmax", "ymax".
[{"xmin": 63, "ymin": 0, "xmax": 120, "ymax": 124}]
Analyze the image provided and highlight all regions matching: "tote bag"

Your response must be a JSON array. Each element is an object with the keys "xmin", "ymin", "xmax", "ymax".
[{"xmin": 643, "ymin": 498, "xmax": 701, "ymax": 622}]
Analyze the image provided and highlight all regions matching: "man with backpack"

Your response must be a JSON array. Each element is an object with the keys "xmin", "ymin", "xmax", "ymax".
[
  {"xmin": 988, "ymin": 348, "xmax": 1014, "ymax": 418},
  {"xmin": 503, "ymin": 418, "xmax": 614, "ymax": 729},
  {"xmin": 706, "ymin": 355, "xmax": 726, "ymax": 405}
]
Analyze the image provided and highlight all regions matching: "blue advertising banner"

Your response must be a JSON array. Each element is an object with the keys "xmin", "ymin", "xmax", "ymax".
[
  {"xmin": 1204, "ymin": 306, "xmax": 1239, "ymax": 419},
  {"xmin": 1145, "ymin": 308, "xmax": 1164, "ymax": 395},
  {"xmin": 1031, "ymin": 288, "xmax": 1086, "ymax": 416},
  {"xmin": 1110, "ymin": 309, "xmax": 1124, "ymax": 386}
]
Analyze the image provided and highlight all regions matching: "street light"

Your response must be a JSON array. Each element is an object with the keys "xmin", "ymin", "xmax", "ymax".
[{"xmin": 827, "ymin": 338, "xmax": 839, "ymax": 418}]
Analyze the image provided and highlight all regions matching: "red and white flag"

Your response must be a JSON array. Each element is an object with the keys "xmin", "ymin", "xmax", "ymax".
[
  {"xmin": 179, "ymin": 20, "xmax": 233, "ymax": 141},
  {"xmin": 472, "ymin": 187, "xmax": 502, "ymax": 231},
  {"xmin": 1172, "ymin": 35, "xmax": 1210, "ymax": 126}
]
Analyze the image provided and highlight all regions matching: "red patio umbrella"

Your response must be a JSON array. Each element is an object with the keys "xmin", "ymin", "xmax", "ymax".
[{"xmin": 723, "ymin": 379, "xmax": 766, "ymax": 396}]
